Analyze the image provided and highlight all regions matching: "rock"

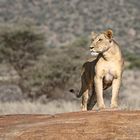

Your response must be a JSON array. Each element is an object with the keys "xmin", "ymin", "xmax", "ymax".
[{"xmin": 0, "ymin": 110, "xmax": 140, "ymax": 140}]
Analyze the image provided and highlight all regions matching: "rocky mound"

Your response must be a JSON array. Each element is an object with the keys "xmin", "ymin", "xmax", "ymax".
[{"xmin": 0, "ymin": 110, "xmax": 140, "ymax": 140}]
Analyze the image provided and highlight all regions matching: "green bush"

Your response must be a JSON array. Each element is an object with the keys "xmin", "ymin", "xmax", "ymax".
[
  {"xmin": 0, "ymin": 24, "xmax": 45, "ymax": 98},
  {"xmin": 124, "ymin": 52, "xmax": 140, "ymax": 69},
  {"xmin": 0, "ymin": 24, "xmax": 45, "ymax": 71}
]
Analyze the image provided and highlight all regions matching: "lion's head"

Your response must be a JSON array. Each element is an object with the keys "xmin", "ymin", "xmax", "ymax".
[{"xmin": 90, "ymin": 29, "xmax": 113, "ymax": 56}]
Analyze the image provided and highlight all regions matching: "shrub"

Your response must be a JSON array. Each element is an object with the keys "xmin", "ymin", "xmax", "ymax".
[
  {"xmin": 0, "ymin": 24, "xmax": 45, "ymax": 71},
  {"xmin": 124, "ymin": 52, "xmax": 140, "ymax": 69},
  {"xmin": 0, "ymin": 24, "xmax": 45, "ymax": 97}
]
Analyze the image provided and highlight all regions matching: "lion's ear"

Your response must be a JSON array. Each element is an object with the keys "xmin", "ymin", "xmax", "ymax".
[
  {"xmin": 105, "ymin": 29, "xmax": 113, "ymax": 39},
  {"xmin": 91, "ymin": 32, "xmax": 97, "ymax": 38}
]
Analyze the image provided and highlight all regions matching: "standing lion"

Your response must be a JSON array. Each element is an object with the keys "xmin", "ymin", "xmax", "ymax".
[{"xmin": 73, "ymin": 29, "xmax": 124, "ymax": 111}]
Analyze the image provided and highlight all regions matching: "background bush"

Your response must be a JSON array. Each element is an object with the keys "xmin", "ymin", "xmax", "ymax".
[{"xmin": 0, "ymin": 24, "xmax": 45, "ymax": 98}]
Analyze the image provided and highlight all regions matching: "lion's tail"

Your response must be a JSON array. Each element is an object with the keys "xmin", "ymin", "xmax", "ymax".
[
  {"xmin": 87, "ymin": 90, "xmax": 97, "ymax": 110},
  {"xmin": 76, "ymin": 89, "xmax": 84, "ymax": 98},
  {"xmin": 69, "ymin": 89, "xmax": 83, "ymax": 98}
]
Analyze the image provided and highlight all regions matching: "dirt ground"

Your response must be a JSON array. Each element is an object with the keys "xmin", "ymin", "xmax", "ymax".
[{"xmin": 0, "ymin": 110, "xmax": 140, "ymax": 140}]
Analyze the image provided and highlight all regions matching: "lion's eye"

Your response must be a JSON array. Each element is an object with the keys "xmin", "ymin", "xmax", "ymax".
[
  {"xmin": 91, "ymin": 39, "xmax": 94, "ymax": 42},
  {"xmin": 98, "ymin": 39, "xmax": 103, "ymax": 41}
]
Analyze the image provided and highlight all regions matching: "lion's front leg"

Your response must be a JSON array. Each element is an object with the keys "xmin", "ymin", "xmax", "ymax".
[
  {"xmin": 111, "ymin": 77, "xmax": 121, "ymax": 108},
  {"xmin": 95, "ymin": 76, "xmax": 105, "ymax": 109}
]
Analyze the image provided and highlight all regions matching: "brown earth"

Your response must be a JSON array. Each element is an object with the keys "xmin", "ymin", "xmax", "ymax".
[{"xmin": 0, "ymin": 110, "xmax": 140, "ymax": 140}]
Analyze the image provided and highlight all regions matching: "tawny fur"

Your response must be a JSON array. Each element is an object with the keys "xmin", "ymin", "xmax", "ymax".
[{"xmin": 77, "ymin": 29, "xmax": 124, "ymax": 111}]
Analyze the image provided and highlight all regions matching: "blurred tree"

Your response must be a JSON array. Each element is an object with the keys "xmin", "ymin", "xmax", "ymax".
[{"xmin": 0, "ymin": 24, "xmax": 45, "ymax": 98}]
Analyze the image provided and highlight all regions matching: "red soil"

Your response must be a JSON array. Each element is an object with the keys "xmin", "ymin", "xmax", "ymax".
[{"xmin": 0, "ymin": 110, "xmax": 140, "ymax": 140}]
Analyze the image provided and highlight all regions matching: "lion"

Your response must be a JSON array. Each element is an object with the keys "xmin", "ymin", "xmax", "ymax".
[{"xmin": 71, "ymin": 29, "xmax": 124, "ymax": 111}]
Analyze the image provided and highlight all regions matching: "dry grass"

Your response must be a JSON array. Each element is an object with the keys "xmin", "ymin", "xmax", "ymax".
[
  {"xmin": 0, "ymin": 100, "xmax": 80, "ymax": 115},
  {"xmin": 0, "ymin": 94, "xmax": 140, "ymax": 115},
  {"xmin": 0, "ymin": 70, "xmax": 140, "ymax": 115}
]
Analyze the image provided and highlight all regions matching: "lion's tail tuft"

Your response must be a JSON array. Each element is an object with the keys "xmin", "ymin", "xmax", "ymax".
[{"xmin": 69, "ymin": 89, "xmax": 82, "ymax": 98}]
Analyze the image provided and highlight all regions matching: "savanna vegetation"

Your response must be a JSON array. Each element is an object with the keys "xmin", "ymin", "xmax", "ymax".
[
  {"xmin": 0, "ymin": 0, "xmax": 140, "ymax": 114},
  {"xmin": 0, "ymin": 23, "xmax": 139, "ymax": 103}
]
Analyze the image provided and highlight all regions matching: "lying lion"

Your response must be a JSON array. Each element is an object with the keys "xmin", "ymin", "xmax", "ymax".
[{"xmin": 71, "ymin": 29, "xmax": 124, "ymax": 110}]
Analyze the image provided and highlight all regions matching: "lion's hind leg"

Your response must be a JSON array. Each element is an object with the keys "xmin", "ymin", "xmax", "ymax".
[{"xmin": 81, "ymin": 89, "xmax": 89, "ymax": 111}]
